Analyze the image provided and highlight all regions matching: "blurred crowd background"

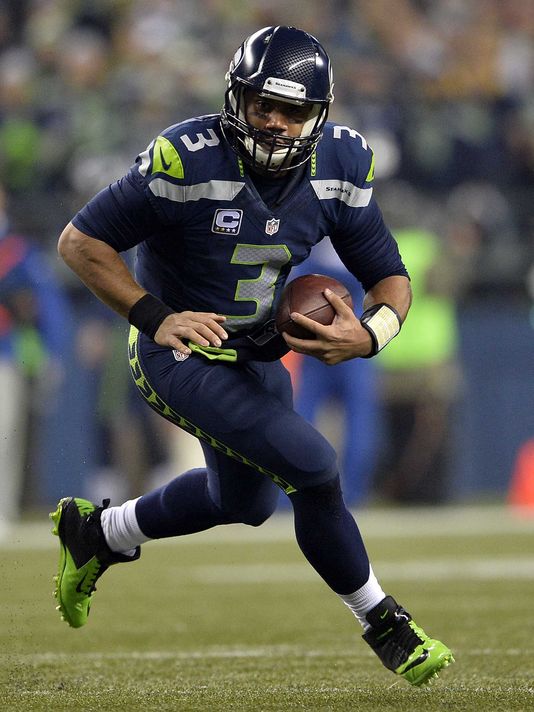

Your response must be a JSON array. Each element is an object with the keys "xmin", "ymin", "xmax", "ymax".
[{"xmin": 1, "ymin": 0, "xmax": 534, "ymax": 527}]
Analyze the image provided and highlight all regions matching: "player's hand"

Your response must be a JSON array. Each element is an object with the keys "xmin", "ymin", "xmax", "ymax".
[
  {"xmin": 282, "ymin": 289, "xmax": 373, "ymax": 365},
  {"xmin": 154, "ymin": 311, "xmax": 228, "ymax": 355}
]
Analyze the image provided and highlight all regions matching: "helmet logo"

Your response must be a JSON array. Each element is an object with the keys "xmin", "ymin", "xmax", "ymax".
[
  {"xmin": 263, "ymin": 77, "xmax": 306, "ymax": 100},
  {"xmin": 265, "ymin": 217, "xmax": 280, "ymax": 235}
]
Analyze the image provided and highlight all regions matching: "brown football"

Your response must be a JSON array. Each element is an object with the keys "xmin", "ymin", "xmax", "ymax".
[{"xmin": 275, "ymin": 274, "xmax": 353, "ymax": 339}]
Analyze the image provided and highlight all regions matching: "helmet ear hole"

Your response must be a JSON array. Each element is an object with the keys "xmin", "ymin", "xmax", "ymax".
[{"xmin": 220, "ymin": 26, "xmax": 334, "ymax": 173}]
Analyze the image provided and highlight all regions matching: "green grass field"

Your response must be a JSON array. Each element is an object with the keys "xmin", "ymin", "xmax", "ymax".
[{"xmin": 1, "ymin": 504, "xmax": 534, "ymax": 711}]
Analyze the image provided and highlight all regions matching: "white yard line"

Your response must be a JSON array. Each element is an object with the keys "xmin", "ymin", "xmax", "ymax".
[
  {"xmin": 3, "ymin": 505, "xmax": 534, "ymax": 550},
  {"xmin": 190, "ymin": 556, "xmax": 534, "ymax": 583},
  {"xmin": 3, "ymin": 645, "xmax": 534, "ymax": 665}
]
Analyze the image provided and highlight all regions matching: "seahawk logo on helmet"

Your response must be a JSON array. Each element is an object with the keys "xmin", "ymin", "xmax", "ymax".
[{"xmin": 220, "ymin": 26, "xmax": 334, "ymax": 174}]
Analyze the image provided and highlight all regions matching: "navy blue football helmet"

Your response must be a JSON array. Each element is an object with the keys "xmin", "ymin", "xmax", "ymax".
[{"xmin": 220, "ymin": 26, "xmax": 334, "ymax": 173}]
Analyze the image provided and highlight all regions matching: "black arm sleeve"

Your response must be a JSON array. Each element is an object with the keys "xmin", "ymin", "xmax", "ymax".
[
  {"xmin": 72, "ymin": 171, "xmax": 165, "ymax": 252},
  {"xmin": 331, "ymin": 198, "xmax": 409, "ymax": 292}
]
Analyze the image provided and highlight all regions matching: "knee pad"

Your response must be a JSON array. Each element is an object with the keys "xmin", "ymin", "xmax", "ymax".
[
  {"xmin": 213, "ymin": 485, "xmax": 279, "ymax": 527},
  {"xmin": 219, "ymin": 497, "xmax": 277, "ymax": 527},
  {"xmin": 239, "ymin": 498, "xmax": 278, "ymax": 527},
  {"xmin": 288, "ymin": 475, "xmax": 345, "ymax": 515}
]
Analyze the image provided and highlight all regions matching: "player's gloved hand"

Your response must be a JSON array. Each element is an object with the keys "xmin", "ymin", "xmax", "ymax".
[
  {"xmin": 154, "ymin": 312, "xmax": 228, "ymax": 355},
  {"xmin": 282, "ymin": 289, "xmax": 372, "ymax": 365}
]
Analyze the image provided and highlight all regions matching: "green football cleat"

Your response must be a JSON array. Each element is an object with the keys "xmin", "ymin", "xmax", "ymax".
[
  {"xmin": 363, "ymin": 596, "xmax": 454, "ymax": 686},
  {"xmin": 50, "ymin": 497, "xmax": 140, "ymax": 628}
]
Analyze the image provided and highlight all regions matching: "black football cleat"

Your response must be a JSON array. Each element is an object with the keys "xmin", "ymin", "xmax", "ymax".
[
  {"xmin": 363, "ymin": 595, "xmax": 454, "ymax": 686},
  {"xmin": 50, "ymin": 497, "xmax": 140, "ymax": 628}
]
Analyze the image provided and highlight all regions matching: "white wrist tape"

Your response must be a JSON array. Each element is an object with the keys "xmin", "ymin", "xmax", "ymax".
[{"xmin": 360, "ymin": 303, "xmax": 402, "ymax": 357}]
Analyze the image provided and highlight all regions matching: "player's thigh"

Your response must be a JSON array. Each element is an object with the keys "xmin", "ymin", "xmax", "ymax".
[
  {"xmin": 131, "ymin": 336, "xmax": 337, "ymax": 491},
  {"xmin": 194, "ymin": 360, "xmax": 337, "ymax": 490},
  {"xmin": 200, "ymin": 360, "xmax": 293, "ymax": 516}
]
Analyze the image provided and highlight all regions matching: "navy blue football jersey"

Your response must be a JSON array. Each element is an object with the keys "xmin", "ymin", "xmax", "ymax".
[{"xmin": 73, "ymin": 114, "xmax": 407, "ymax": 358}]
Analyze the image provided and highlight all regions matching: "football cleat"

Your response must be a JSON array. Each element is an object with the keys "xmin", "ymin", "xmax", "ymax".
[
  {"xmin": 363, "ymin": 595, "xmax": 454, "ymax": 686},
  {"xmin": 50, "ymin": 497, "xmax": 140, "ymax": 628}
]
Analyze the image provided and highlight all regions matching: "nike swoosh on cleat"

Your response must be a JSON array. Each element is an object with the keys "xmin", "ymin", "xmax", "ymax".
[
  {"xmin": 403, "ymin": 649, "xmax": 429, "ymax": 672},
  {"xmin": 75, "ymin": 572, "xmax": 90, "ymax": 594},
  {"xmin": 379, "ymin": 609, "xmax": 388, "ymax": 620},
  {"xmin": 159, "ymin": 147, "xmax": 172, "ymax": 171}
]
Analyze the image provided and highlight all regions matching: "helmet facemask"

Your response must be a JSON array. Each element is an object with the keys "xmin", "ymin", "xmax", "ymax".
[
  {"xmin": 223, "ymin": 81, "xmax": 328, "ymax": 173},
  {"xmin": 220, "ymin": 26, "xmax": 334, "ymax": 175}
]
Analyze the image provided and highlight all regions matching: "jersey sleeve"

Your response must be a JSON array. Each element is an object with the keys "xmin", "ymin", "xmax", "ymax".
[
  {"xmin": 133, "ymin": 130, "xmax": 189, "ymax": 225},
  {"xmin": 72, "ymin": 170, "xmax": 166, "ymax": 251},
  {"xmin": 327, "ymin": 133, "xmax": 409, "ymax": 292},
  {"xmin": 331, "ymin": 197, "xmax": 409, "ymax": 293},
  {"xmin": 72, "ymin": 125, "xmax": 191, "ymax": 250}
]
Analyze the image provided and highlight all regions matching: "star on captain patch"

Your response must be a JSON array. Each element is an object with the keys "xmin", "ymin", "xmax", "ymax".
[{"xmin": 265, "ymin": 217, "xmax": 280, "ymax": 235}]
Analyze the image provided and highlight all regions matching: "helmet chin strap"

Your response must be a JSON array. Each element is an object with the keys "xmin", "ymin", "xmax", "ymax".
[
  {"xmin": 244, "ymin": 135, "xmax": 292, "ymax": 168},
  {"xmin": 238, "ymin": 92, "xmax": 322, "ymax": 170},
  {"xmin": 222, "ymin": 82, "xmax": 328, "ymax": 173}
]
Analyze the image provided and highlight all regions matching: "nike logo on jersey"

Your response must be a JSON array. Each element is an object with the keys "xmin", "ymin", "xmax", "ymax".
[
  {"xmin": 159, "ymin": 147, "xmax": 172, "ymax": 171},
  {"xmin": 145, "ymin": 135, "xmax": 185, "ymax": 179}
]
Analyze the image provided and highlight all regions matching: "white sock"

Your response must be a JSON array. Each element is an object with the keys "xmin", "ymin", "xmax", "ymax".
[
  {"xmin": 100, "ymin": 498, "xmax": 151, "ymax": 555},
  {"xmin": 338, "ymin": 566, "xmax": 386, "ymax": 631}
]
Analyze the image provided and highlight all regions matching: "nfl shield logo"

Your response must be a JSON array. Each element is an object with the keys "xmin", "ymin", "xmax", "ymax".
[{"xmin": 265, "ymin": 217, "xmax": 280, "ymax": 235}]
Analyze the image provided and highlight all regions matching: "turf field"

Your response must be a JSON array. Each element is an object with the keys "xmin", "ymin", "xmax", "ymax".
[{"xmin": 1, "ymin": 504, "xmax": 533, "ymax": 711}]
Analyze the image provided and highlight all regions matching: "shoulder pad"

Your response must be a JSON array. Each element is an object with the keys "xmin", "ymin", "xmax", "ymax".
[
  {"xmin": 318, "ymin": 122, "xmax": 375, "ymax": 188},
  {"xmin": 150, "ymin": 135, "xmax": 184, "ymax": 179},
  {"xmin": 136, "ymin": 115, "xmax": 223, "ymax": 183}
]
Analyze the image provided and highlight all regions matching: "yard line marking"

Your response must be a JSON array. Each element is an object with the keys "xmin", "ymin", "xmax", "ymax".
[
  {"xmin": 3, "ymin": 505, "xmax": 534, "ymax": 549},
  {"xmin": 4, "ymin": 646, "xmax": 534, "ymax": 665},
  {"xmin": 2, "ymin": 647, "xmax": 366, "ymax": 664},
  {"xmin": 190, "ymin": 556, "xmax": 534, "ymax": 583}
]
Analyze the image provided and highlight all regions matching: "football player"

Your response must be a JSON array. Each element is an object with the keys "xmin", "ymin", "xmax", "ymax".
[{"xmin": 51, "ymin": 26, "xmax": 453, "ymax": 686}]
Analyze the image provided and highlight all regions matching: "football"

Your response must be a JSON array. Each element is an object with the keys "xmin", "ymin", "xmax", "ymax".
[{"xmin": 275, "ymin": 273, "xmax": 353, "ymax": 339}]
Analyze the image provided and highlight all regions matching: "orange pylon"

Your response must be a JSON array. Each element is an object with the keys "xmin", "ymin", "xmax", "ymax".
[{"xmin": 508, "ymin": 439, "xmax": 534, "ymax": 511}]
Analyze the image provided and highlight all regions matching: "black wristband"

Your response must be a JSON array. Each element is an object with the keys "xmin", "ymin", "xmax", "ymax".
[{"xmin": 128, "ymin": 294, "xmax": 175, "ymax": 340}]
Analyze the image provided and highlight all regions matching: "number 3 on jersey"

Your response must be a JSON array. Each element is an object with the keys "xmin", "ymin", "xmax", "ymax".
[{"xmin": 226, "ymin": 244, "xmax": 291, "ymax": 330}]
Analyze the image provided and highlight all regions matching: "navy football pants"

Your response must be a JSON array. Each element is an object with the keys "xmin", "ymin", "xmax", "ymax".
[
  {"xmin": 130, "ymin": 331, "xmax": 338, "ymax": 504},
  {"xmin": 129, "ymin": 329, "xmax": 371, "ymax": 594}
]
